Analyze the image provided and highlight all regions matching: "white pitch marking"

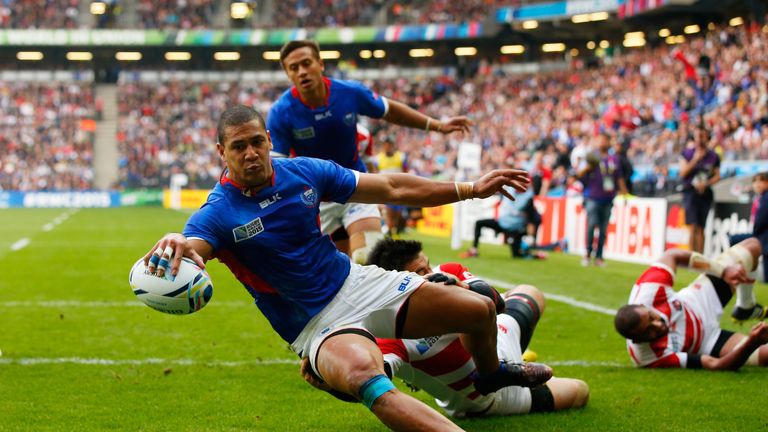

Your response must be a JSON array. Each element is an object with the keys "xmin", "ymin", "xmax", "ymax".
[
  {"xmin": 480, "ymin": 276, "xmax": 618, "ymax": 316},
  {"xmin": 0, "ymin": 300, "xmax": 250, "ymax": 308},
  {"xmin": 0, "ymin": 357, "xmax": 299, "ymax": 367},
  {"xmin": 10, "ymin": 238, "xmax": 30, "ymax": 251},
  {"xmin": 0, "ymin": 357, "xmax": 630, "ymax": 368},
  {"xmin": 42, "ymin": 223, "xmax": 54, "ymax": 232}
]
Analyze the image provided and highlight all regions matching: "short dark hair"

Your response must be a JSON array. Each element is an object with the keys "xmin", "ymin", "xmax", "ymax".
[
  {"xmin": 754, "ymin": 172, "xmax": 768, "ymax": 182},
  {"xmin": 366, "ymin": 239, "xmax": 422, "ymax": 271},
  {"xmin": 280, "ymin": 40, "xmax": 321, "ymax": 66},
  {"xmin": 614, "ymin": 304, "xmax": 644, "ymax": 340},
  {"xmin": 217, "ymin": 105, "xmax": 266, "ymax": 145}
]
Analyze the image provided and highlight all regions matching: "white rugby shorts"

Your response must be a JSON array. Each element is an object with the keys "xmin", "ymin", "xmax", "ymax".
[
  {"xmin": 677, "ymin": 274, "xmax": 725, "ymax": 356},
  {"xmin": 290, "ymin": 263, "xmax": 425, "ymax": 379},
  {"xmin": 319, "ymin": 201, "xmax": 381, "ymax": 235}
]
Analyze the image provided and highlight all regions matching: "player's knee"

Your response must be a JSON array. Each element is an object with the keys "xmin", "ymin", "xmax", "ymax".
[
  {"xmin": 549, "ymin": 378, "xmax": 589, "ymax": 410},
  {"xmin": 739, "ymin": 237, "xmax": 762, "ymax": 260},
  {"xmin": 350, "ymin": 231, "xmax": 384, "ymax": 264},
  {"xmin": 571, "ymin": 380, "xmax": 590, "ymax": 408},
  {"xmin": 474, "ymin": 294, "xmax": 497, "ymax": 323},
  {"xmin": 507, "ymin": 284, "xmax": 546, "ymax": 314}
]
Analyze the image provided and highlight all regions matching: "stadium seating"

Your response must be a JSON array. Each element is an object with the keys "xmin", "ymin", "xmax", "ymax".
[
  {"xmin": 0, "ymin": 0, "xmax": 80, "ymax": 29},
  {"xmin": 0, "ymin": 81, "xmax": 96, "ymax": 191}
]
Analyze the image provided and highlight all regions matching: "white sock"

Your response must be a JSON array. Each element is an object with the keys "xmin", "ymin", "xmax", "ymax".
[{"xmin": 736, "ymin": 270, "xmax": 758, "ymax": 309}]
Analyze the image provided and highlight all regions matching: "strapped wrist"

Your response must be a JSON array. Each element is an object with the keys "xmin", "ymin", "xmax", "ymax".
[{"xmin": 454, "ymin": 182, "xmax": 474, "ymax": 201}]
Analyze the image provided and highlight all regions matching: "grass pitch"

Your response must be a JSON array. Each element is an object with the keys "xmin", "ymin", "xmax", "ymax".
[{"xmin": 1, "ymin": 207, "xmax": 766, "ymax": 431}]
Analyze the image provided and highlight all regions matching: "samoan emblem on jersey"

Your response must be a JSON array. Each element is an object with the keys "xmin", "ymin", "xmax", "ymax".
[
  {"xmin": 300, "ymin": 187, "xmax": 318, "ymax": 207},
  {"xmin": 292, "ymin": 127, "xmax": 315, "ymax": 140},
  {"xmin": 232, "ymin": 217, "xmax": 264, "ymax": 242},
  {"xmin": 672, "ymin": 300, "xmax": 682, "ymax": 311},
  {"xmin": 344, "ymin": 112, "xmax": 356, "ymax": 126}
]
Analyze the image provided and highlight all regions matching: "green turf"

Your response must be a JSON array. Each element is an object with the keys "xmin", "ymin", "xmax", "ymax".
[{"xmin": 1, "ymin": 208, "xmax": 766, "ymax": 431}]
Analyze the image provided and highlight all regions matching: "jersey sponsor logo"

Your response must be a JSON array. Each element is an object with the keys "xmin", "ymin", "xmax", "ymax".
[
  {"xmin": 398, "ymin": 275, "xmax": 412, "ymax": 292},
  {"xmin": 415, "ymin": 336, "xmax": 440, "ymax": 354},
  {"xmin": 259, "ymin": 193, "xmax": 282, "ymax": 209},
  {"xmin": 344, "ymin": 112, "xmax": 356, "ymax": 126},
  {"xmin": 314, "ymin": 111, "xmax": 332, "ymax": 121},
  {"xmin": 292, "ymin": 127, "xmax": 315, "ymax": 140},
  {"xmin": 232, "ymin": 217, "xmax": 264, "ymax": 243},
  {"xmin": 300, "ymin": 187, "xmax": 318, "ymax": 207}
]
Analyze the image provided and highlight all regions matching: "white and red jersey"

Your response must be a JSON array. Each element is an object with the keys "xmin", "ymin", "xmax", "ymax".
[
  {"xmin": 432, "ymin": 262, "xmax": 476, "ymax": 283},
  {"xmin": 377, "ymin": 263, "xmax": 501, "ymax": 416},
  {"xmin": 356, "ymin": 124, "xmax": 374, "ymax": 167},
  {"xmin": 626, "ymin": 263, "xmax": 722, "ymax": 368}
]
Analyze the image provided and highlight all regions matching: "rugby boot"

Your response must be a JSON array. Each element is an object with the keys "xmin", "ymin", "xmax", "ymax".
[{"xmin": 731, "ymin": 304, "xmax": 768, "ymax": 323}]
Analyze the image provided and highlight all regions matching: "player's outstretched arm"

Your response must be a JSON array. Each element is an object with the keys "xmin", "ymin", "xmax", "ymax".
[
  {"xmin": 701, "ymin": 322, "xmax": 768, "ymax": 371},
  {"xmin": 142, "ymin": 233, "xmax": 212, "ymax": 277},
  {"xmin": 657, "ymin": 249, "xmax": 752, "ymax": 287},
  {"xmin": 383, "ymin": 99, "xmax": 472, "ymax": 135},
  {"xmin": 351, "ymin": 169, "xmax": 529, "ymax": 208}
]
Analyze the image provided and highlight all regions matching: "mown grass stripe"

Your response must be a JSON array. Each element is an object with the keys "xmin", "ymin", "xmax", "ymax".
[{"xmin": 0, "ymin": 357, "xmax": 627, "ymax": 368}]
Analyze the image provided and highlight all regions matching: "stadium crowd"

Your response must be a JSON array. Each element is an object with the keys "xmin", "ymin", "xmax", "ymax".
[
  {"xmin": 272, "ymin": 0, "xmax": 382, "ymax": 28},
  {"xmin": 367, "ymin": 22, "xmax": 768, "ymax": 197},
  {"xmin": 116, "ymin": 80, "xmax": 280, "ymax": 189},
  {"xmin": 136, "ymin": 0, "xmax": 217, "ymax": 29},
  {"xmin": 0, "ymin": 0, "xmax": 510, "ymax": 30},
  {"xmin": 389, "ymin": 0, "xmax": 503, "ymax": 25},
  {"xmin": 0, "ymin": 0, "xmax": 80, "ymax": 29},
  {"xmin": 4, "ymin": 23, "xmax": 766, "ymax": 193},
  {"xmin": 0, "ymin": 82, "xmax": 96, "ymax": 191}
]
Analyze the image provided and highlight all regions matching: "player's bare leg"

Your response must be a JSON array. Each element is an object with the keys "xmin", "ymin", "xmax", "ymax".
[
  {"xmin": 316, "ymin": 333, "xmax": 463, "ymax": 431},
  {"xmin": 402, "ymin": 282, "xmax": 552, "ymax": 392},
  {"xmin": 347, "ymin": 217, "xmax": 384, "ymax": 264},
  {"xmin": 718, "ymin": 332, "xmax": 768, "ymax": 366},
  {"xmin": 545, "ymin": 378, "xmax": 590, "ymax": 410}
]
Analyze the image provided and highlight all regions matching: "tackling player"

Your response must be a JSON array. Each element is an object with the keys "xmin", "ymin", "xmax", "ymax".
[
  {"xmin": 348, "ymin": 238, "xmax": 589, "ymax": 417},
  {"xmin": 267, "ymin": 39, "xmax": 472, "ymax": 264},
  {"xmin": 144, "ymin": 105, "xmax": 548, "ymax": 431},
  {"xmin": 614, "ymin": 237, "xmax": 768, "ymax": 370}
]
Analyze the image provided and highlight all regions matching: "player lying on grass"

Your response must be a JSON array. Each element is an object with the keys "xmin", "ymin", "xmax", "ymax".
[
  {"xmin": 614, "ymin": 237, "xmax": 768, "ymax": 370},
  {"xmin": 143, "ymin": 105, "xmax": 551, "ymax": 431},
  {"xmin": 303, "ymin": 239, "xmax": 588, "ymax": 417}
]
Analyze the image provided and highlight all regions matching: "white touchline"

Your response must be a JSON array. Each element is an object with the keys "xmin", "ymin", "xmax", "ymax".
[
  {"xmin": 0, "ymin": 300, "xmax": 251, "ymax": 308},
  {"xmin": 8, "ymin": 210, "xmax": 77, "ymax": 252},
  {"xmin": 10, "ymin": 238, "xmax": 30, "ymax": 251},
  {"xmin": 480, "ymin": 276, "xmax": 618, "ymax": 316},
  {"xmin": 0, "ymin": 357, "xmax": 628, "ymax": 368}
]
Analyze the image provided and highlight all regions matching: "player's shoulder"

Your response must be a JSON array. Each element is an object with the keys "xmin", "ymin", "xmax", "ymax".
[
  {"xmin": 279, "ymin": 156, "xmax": 340, "ymax": 174},
  {"xmin": 434, "ymin": 262, "xmax": 472, "ymax": 281},
  {"xmin": 329, "ymin": 78, "xmax": 369, "ymax": 93},
  {"xmin": 269, "ymin": 89, "xmax": 295, "ymax": 112},
  {"xmin": 635, "ymin": 262, "xmax": 675, "ymax": 287}
]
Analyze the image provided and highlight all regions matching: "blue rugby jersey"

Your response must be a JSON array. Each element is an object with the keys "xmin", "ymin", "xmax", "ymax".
[
  {"xmin": 183, "ymin": 157, "xmax": 359, "ymax": 343},
  {"xmin": 267, "ymin": 77, "xmax": 389, "ymax": 172}
]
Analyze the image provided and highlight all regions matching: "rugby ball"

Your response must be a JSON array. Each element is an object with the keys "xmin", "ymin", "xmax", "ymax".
[{"xmin": 129, "ymin": 257, "xmax": 213, "ymax": 315}]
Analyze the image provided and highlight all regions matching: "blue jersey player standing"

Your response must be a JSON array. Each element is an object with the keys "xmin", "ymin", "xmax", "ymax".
[
  {"xmin": 144, "ymin": 105, "xmax": 548, "ymax": 431},
  {"xmin": 267, "ymin": 40, "xmax": 472, "ymax": 264}
]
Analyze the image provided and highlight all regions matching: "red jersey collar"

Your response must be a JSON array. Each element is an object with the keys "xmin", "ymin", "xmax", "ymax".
[
  {"xmin": 219, "ymin": 168, "xmax": 275, "ymax": 197},
  {"xmin": 290, "ymin": 77, "xmax": 331, "ymax": 110}
]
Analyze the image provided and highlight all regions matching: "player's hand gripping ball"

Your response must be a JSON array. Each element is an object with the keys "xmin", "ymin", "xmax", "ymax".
[{"xmin": 129, "ymin": 256, "xmax": 213, "ymax": 315}]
